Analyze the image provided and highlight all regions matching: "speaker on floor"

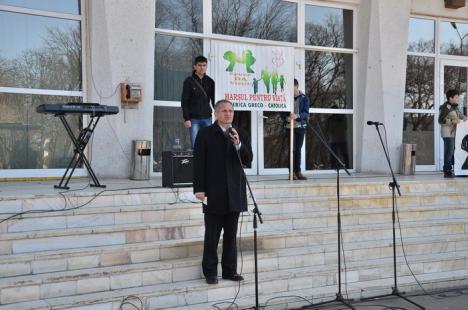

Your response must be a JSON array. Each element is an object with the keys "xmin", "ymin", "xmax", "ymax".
[{"xmin": 162, "ymin": 151, "xmax": 193, "ymax": 188}]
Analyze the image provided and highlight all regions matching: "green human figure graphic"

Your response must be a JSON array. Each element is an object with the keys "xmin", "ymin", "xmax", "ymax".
[
  {"xmin": 252, "ymin": 77, "xmax": 262, "ymax": 94},
  {"xmin": 223, "ymin": 51, "xmax": 237, "ymax": 72},
  {"xmin": 261, "ymin": 69, "xmax": 271, "ymax": 94},
  {"xmin": 279, "ymin": 75, "xmax": 285, "ymax": 92},
  {"xmin": 242, "ymin": 50, "xmax": 256, "ymax": 73},
  {"xmin": 271, "ymin": 70, "xmax": 279, "ymax": 94},
  {"xmin": 223, "ymin": 49, "xmax": 256, "ymax": 73}
]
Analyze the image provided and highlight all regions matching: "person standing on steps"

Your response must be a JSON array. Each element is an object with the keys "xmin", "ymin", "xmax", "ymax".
[
  {"xmin": 181, "ymin": 55, "xmax": 215, "ymax": 148},
  {"xmin": 193, "ymin": 99, "xmax": 253, "ymax": 285}
]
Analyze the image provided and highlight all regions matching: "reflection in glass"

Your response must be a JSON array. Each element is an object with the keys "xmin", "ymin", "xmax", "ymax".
[
  {"xmin": 444, "ymin": 66, "xmax": 467, "ymax": 113},
  {"xmin": 405, "ymin": 56, "xmax": 434, "ymax": 109},
  {"xmin": 263, "ymin": 112, "xmax": 287, "ymax": 168},
  {"xmin": 403, "ymin": 113, "xmax": 434, "ymax": 165},
  {"xmin": 153, "ymin": 106, "xmax": 191, "ymax": 172},
  {"xmin": 232, "ymin": 111, "xmax": 252, "ymax": 168},
  {"xmin": 155, "ymin": 0, "xmax": 202, "ymax": 33},
  {"xmin": 306, "ymin": 113, "xmax": 353, "ymax": 170},
  {"xmin": 305, "ymin": 52, "xmax": 353, "ymax": 109},
  {"xmin": 0, "ymin": 11, "xmax": 82, "ymax": 90},
  {"xmin": 0, "ymin": 0, "xmax": 79, "ymax": 14},
  {"xmin": 0, "ymin": 93, "xmax": 81, "ymax": 169},
  {"xmin": 407, "ymin": 18, "xmax": 435, "ymax": 53},
  {"xmin": 212, "ymin": 0, "xmax": 297, "ymax": 42},
  {"xmin": 440, "ymin": 21, "xmax": 468, "ymax": 56},
  {"xmin": 154, "ymin": 35, "xmax": 203, "ymax": 101},
  {"xmin": 305, "ymin": 5, "xmax": 353, "ymax": 48}
]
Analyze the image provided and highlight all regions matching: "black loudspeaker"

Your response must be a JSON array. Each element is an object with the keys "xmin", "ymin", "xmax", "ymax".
[{"xmin": 162, "ymin": 151, "xmax": 193, "ymax": 187}]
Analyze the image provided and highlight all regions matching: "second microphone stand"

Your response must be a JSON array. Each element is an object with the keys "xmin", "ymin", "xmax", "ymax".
[
  {"xmin": 362, "ymin": 124, "xmax": 425, "ymax": 309},
  {"xmin": 302, "ymin": 121, "xmax": 354, "ymax": 310},
  {"xmin": 233, "ymin": 138, "xmax": 263, "ymax": 310}
]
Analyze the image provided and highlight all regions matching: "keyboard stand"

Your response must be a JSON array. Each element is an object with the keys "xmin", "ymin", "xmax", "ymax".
[{"xmin": 54, "ymin": 114, "xmax": 106, "ymax": 189}]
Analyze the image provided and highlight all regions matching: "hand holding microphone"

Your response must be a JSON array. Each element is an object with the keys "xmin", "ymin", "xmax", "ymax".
[{"xmin": 227, "ymin": 127, "xmax": 241, "ymax": 145}]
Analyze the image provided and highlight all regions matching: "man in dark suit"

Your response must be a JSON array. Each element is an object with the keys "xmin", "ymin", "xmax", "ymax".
[{"xmin": 193, "ymin": 99, "xmax": 253, "ymax": 285}]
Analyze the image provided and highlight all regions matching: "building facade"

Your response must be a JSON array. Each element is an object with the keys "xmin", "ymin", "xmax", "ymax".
[{"xmin": 0, "ymin": 0, "xmax": 467, "ymax": 179}]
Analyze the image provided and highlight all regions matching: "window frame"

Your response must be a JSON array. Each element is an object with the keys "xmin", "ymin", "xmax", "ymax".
[
  {"xmin": 0, "ymin": 1, "xmax": 87, "ymax": 178},
  {"xmin": 405, "ymin": 15, "xmax": 468, "ymax": 171},
  {"xmin": 153, "ymin": 0, "xmax": 357, "ymax": 175}
]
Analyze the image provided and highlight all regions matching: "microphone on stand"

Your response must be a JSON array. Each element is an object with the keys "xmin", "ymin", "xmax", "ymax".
[{"xmin": 367, "ymin": 120, "xmax": 383, "ymax": 126}]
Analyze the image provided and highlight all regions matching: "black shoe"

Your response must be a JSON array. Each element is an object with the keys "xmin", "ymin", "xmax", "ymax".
[
  {"xmin": 205, "ymin": 276, "xmax": 218, "ymax": 284},
  {"xmin": 444, "ymin": 171, "xmax": 455, "ymax": 178},
  {"xmin": 222, "ymin": 274, "xmax": 244, "ymax": 281},
  {"xmin": 294, "ymin": 172, "xmax": 307, "ymax": 180}
]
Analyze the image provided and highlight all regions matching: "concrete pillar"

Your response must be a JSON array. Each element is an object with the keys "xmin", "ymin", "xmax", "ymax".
[
  {"xmin": 355, "ymin": 0, "xmax": 411, "ymax": 173},
  {"xmin": 85, "ymin": 0, "xmax": 155, "ymax": 178}
]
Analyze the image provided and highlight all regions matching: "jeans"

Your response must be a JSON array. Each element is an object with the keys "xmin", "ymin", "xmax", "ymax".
[
  {"xmin": 443, "ymin": 137, "xmax": 455, "ymax": 172},
  {"xmin": 189, "ymin": 117, "xmax": 212, "ymax": 148},
  {"xmin": 285, "ymin": 128, "xmax": 305, "ymax": 172}
]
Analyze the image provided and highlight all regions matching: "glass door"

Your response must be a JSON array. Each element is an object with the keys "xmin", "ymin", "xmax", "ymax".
[
  {"xmin": 439, "ymin": 59, "xmax": 468, "ymax": 169},
  {"xmin": 232, "ymin": 111, "xmax": 258, "ymax": 175}
]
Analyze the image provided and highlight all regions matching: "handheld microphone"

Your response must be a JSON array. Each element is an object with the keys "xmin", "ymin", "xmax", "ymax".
[
  {"xmin": 367, "ymin": 121, "xmax": 383, "ymax": 126},
  {"xmin": 224, "ymin": 126, "xmax": 234, "ymax": 139}
]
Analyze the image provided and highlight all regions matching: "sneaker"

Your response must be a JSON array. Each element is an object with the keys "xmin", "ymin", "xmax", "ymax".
[{"xmin": 294, "ymin": 172, "xmax": 307, "ymax": 180}]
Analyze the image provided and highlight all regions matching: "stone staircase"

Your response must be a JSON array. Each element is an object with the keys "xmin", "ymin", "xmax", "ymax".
[{"xmin": 0, "ymin": 178, "xmax": 467, "ymax": 309}]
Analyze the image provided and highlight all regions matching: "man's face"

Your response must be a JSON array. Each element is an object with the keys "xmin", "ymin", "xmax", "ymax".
[
  {"xmin": 449, "ymin": 95, "xmax": 459, "ymax": 105},
  {"xmin": 215, "ymin": 102, "xmax": 234, "ymax": 127},
  {"xmin": 294, "ymin": 84, "xmax": 299, "ymax": 96},
  {"xmin": 193, "ymin": 62, "xmax": 207, "ymax": 76}
]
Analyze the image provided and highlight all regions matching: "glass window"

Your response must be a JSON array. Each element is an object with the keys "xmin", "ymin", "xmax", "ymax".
[
  {"xmin": 405, "ymin": 56, "xmax": 434, "ymax": 109},
  {"xmin": 155, "ymin": 0, "xmax": 202, "ymax": 33},
  {"xmin": 444, "ymin": 65, "xmax": 467, "ymax": 112},
  {"xmin": 306, "ymin": 113, "xmax": 353, "ymax": 170},
  {"xmin": 407, "ymin": 18, "xmax": 435, "ymax": 53},
  {"xmin": 0, "ymin": 0, "xmax": 80, "ymax": 15},
  {"xmin": 403, "ymin": 113, "xmax": 434, "ymax": 165},
  {"xmin": 440, "ymin": 21, "xmax": 468, "ymax": 56},
  {"xmin": 305, "ymin": 5, "xmax": 353, "ymax": 48},
  {"xmin": 154, "ymin": 35, "xmax": 203, "ymax": 101},
  {"xmin": 305, "ymin": 52, "xmax": 353, "ymax": 109},
  {"xmin": 212, "ymin": 0, "xmax": 297, "ymax": 43},
  {"xmin": 0, "ymin": 11, "xmax": 82, "ymax": 90},
  {"xmin": 0, "ymin": 93, "xmax": 81, "ymax": 169},
  {"xmin": 153, "ymin": 106, "xmax": 191, "ymax": 172},
  {"xmin": 263, "ymin": 112, "xmax": 287, "ymax": 169}
]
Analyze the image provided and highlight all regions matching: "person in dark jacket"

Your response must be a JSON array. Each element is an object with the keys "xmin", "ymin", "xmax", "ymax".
[
  {"xmin": 439, "ymin": 89, "xmax": 466, "ymax": 178},
  {"xmin": 181, "ymin": 55, "xmax": 215, "ymax": 148},
  {"xmin": 281, "ymin": 79, "xmax": 310, "ymax": 180},
  {"xmin": 193, "ymin": 99, "xmax": 253, "ymax": 285}
]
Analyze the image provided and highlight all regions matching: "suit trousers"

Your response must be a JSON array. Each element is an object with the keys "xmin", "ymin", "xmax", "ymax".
[{"xmin": 202, "ymin": 212, "xmax": 240, "ymax": 278}]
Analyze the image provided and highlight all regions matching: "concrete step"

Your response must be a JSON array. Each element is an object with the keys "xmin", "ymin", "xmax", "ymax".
[
  {"xmin": 0, "ymin": 178, "xmax": 466, "ymax": 216},
  {"xmin": 0, "ymin": 222, "xmax": 467, "ymax": 279},
  {"xmin": 1, "ymin": 246, "xmax": 467, "ymax": 307},
  {"xmin": 2, "ymin": 189, "xmax": 468, "ymax": 234},
  {"xmin": 0, "ymin": 208, "xmax": 466, "ymax": 256}
]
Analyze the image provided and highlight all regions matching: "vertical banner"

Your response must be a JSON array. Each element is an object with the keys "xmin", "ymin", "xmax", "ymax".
[
  {"xmin": 454, "ymin": 121, "xmax": 468, "ymax": 175},
  {"xmin": 214, "ymin": 41, "xmax": 294, "ymax": 112}
]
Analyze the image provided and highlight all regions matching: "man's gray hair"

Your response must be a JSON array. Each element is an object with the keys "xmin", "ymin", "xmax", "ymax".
[{"xmin": 214, "ymin": 99, "xmax": 233, "ymax": 111}]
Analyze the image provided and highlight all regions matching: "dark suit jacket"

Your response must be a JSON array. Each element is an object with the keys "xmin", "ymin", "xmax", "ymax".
[{"xmin": 193, "ymin": 123, "xmax": 253, "ymax": 214}]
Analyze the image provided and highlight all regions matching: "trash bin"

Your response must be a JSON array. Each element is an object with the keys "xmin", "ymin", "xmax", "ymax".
[
  {"xmin": 131, "ymin": 140, "xmax": 151, "ymax": 180},
  {"xmin": 401, "ymin": 143, "xmax": 416, "ymax": 175}
]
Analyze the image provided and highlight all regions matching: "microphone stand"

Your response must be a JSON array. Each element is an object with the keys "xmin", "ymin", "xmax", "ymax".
[
  {"xmin": 302, "ymin": 121, "xmax": 354, "ymax": 310},
  {"xmin": 361, "ymin": 124, "xmax": 425, "ymax": 309},
  {"xmin": 232, "ymin": 136, "xmax": 263, "ymax": 310}
]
